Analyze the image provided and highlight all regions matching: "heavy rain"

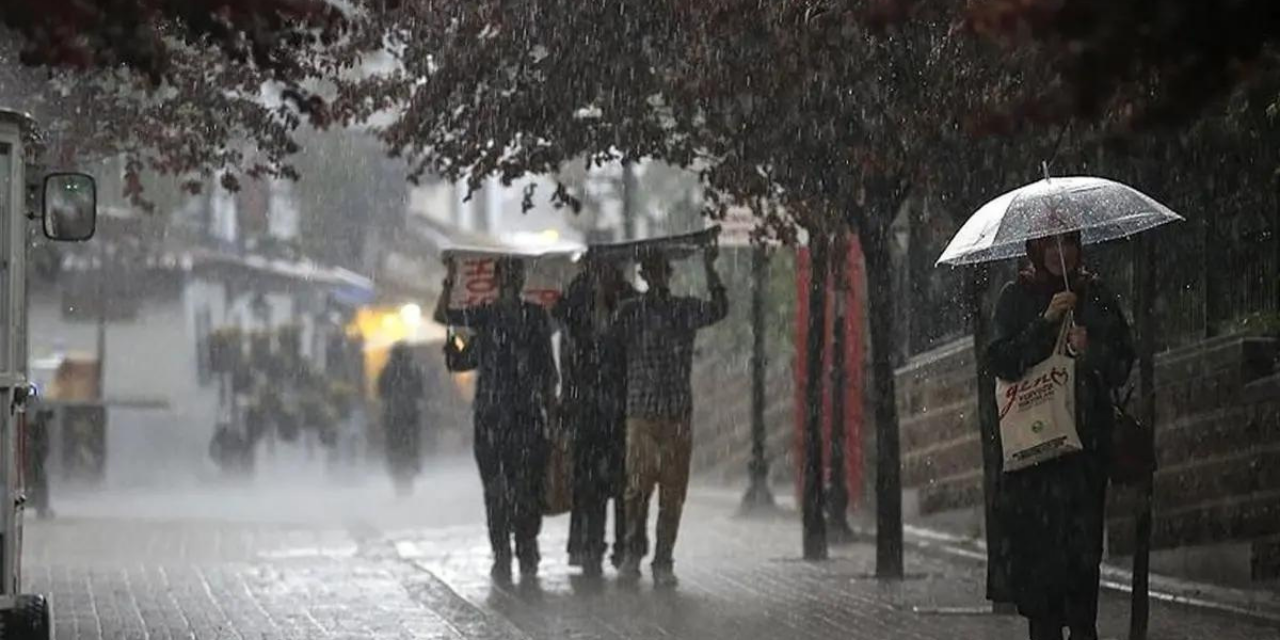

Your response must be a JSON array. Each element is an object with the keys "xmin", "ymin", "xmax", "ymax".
[{"xmin": 0, "ymin": 3, "xmax": 1277, "ymax": 640}]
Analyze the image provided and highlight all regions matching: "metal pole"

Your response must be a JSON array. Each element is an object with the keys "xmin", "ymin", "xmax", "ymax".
[
  {"xmin": 94, "ymin": 235, "xmax": 106, "ymax": 398},
  {"xmin": 740, "ymin": 243, "xmax": 776, "ymax": 513},
  {"xmin": 827, "ymin": 231, "xmax": 854, "ymax": 542},
  {"xmin": 622, "ymin": 160, "xmax": 638, "ymax": 241},
  {"xmin": 1129, "ymin": 232, "xmax": 1156, "ymax": 640},
  {"xmin": 802, "ymin": 235, "xmax": 830, "ymax": 560}
]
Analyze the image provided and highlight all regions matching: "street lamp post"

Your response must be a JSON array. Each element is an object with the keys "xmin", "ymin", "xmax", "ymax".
[{"xmin": 740, "ymin": 244, "xmax": 776, "ymax": 514}]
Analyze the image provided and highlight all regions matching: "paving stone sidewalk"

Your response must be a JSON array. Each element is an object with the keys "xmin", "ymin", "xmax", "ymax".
[
  {"xmin": 17, "ymin": 476, "xmax": 1280, "ymax": 640},
  {"xmin": 397, "ymin": 493, "xmax": 1280, "ymax": 640}
]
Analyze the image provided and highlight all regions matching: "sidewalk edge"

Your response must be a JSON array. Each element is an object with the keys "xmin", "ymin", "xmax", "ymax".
[{"xmin": 691, "ymin": 485, "xmax": 1280, "ymax": 625}]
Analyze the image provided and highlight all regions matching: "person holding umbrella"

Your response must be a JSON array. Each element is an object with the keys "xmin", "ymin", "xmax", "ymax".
[
  {"xmin": 988, "ymin": 231, "xmax": 1134, "ymax": 640},
  {"xmin": 938, "ymin": 173, "xmax": 1181, "ymax": 640}
]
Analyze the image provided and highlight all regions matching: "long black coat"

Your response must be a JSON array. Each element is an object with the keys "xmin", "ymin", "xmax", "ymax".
[
  {"xmin": 987, "ymin": 274, "xmax": 1134, "ymax": 625},
  {"xmin": 378, "ymin": 353, "xmax": 425, "ymax": 474},
  {"xmin": 554, "ymin": 275, "xmax": 635, "ymax": 475}
]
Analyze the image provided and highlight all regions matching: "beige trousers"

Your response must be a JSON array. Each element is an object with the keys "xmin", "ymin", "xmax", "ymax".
[{"xmin": 623, "ymin": 417, "xmax": 692, "ymax": 566}]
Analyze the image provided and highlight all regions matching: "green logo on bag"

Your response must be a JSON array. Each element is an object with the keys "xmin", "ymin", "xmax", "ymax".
[{"xmin": 1031, "ymin": 420, "xmax": 1045, "ymax": 434}]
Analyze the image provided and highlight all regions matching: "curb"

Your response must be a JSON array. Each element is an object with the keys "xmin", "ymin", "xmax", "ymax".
[
  {"xmin": 895, "ymin": 522, "xmax": 1280, "ymax": 626},
  {"xmin": 691, "ymin": 486, "xmax": 1280, "ymax": 626}
]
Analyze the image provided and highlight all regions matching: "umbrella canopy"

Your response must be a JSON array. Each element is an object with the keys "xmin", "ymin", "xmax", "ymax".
[{"xmin": 936, "ymin": 176, "xmax": 1184, "ymax": 266}]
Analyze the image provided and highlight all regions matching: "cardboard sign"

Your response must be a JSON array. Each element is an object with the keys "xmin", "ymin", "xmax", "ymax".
[{"xmin": 442, "ymin": 248, "xmax": 581, "ymax": 310}]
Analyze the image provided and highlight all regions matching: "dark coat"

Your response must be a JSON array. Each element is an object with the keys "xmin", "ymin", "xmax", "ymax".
[
  {"xmin": 377, "ymin": 351, "xmax": 425, "ymax": 472},
  {"xmin": 441, "ymin": 299, "xmax": 556, "ymax": 423},
  {"xmin": 554, "ymin": 274, "xmax": 635, "ymax": 466},
  {"xmin": 986, "ymin": 274, "xmax": 1134, "ymax": 625}
]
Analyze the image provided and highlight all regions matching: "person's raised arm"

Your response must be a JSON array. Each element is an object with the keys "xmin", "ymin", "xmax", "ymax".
[{"xmin": 682, "ymin": 245, "xmax": 730, "ymax": 329}]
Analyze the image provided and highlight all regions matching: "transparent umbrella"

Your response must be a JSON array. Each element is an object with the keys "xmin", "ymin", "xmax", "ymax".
[{"xmin": 936, "ymin": 175, "xmax": 1184, "ymax": 267}]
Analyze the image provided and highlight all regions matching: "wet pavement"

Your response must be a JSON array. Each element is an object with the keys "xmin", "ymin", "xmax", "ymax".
[{"xmin": 22, "ymin": 460, "xmax": 1280, "ymax": 640}]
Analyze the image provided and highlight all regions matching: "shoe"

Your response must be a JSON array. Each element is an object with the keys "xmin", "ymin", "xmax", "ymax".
[
  {"xmin": 568, "ymin": 551, "xmax": 585, "ymax": 568},
  {"xmin": 582, "ymin": 558, "xmax": 604, "ymax": 578},
  {"xmin": 519, "ymin": 558, "xmax": 539, "ymax": 578},
  {"xmin": 490, "ymin": 560, "xmax": 513, "ymax": 583},
  {"xmin": 617, "ymin": 557, "xmax": 642, "ymax": 583},
  {"xmin": 652, "ymin": 564, "xmax": 678, "ymax": 589}
]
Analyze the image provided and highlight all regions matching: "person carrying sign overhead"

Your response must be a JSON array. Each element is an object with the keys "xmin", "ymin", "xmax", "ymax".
[
  {"xmin": 615, "ymin": 244, "xmax": 728, "ymax": 588},
  {"xmin": 554, "ymin": 257, "xmax": 638, "ymax": 577},
  {"xmin": 435, "ymin": 257, "xmax": 558, "ymax": 583}
]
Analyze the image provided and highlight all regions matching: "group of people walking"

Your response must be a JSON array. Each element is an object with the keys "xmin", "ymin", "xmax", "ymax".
[
  {"xmin": 430, "ymin": 247, "xmax": 727, "ymax": 586},
  {"xmin": 384, "ymin": 228, "xmax": 1134, "ymax": 637}
]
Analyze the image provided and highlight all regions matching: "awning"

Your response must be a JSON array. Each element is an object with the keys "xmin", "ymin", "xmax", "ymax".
[{"xmin": 188, "ymin": 250, "xmax": 376, "ymax": 305}]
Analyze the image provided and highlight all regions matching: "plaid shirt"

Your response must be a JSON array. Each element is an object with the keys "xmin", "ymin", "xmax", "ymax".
[{"xmin": 615, "ymin": 287, "xmax": 729, "ymax": 419}]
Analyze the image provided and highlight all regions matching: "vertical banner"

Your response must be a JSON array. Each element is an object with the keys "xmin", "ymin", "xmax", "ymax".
[{"xmin": 793, "ymin": 235, "xmax": 866, "ymax": 507}]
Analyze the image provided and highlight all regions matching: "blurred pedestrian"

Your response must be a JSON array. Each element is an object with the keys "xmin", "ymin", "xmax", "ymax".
[
  {"xmin": 554, "ymin": 258, "xmax": 637, "ymax": 577},
  {"xmin": 25, "ymin": 407, "xmax": 53, "ymax": 519},
  {"xmin": 987, "ymin": 232, "xmax": 1134, "ymax": 640},
  {"xmin": 436, "ymin": 257, "xmax": 557, "ymax": 582},
  {"xmin": 616, "ymin": 246, "xmax": 728, "ymax": 588},
  {"xmin": 377, "ymin": 342, "xmax": 425, "ymax": 497}
]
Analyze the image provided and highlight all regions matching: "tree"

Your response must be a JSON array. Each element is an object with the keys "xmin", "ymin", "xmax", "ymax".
[
  {"xmin": 1, "ymin": 1, "xmax": 342, "ymax": 86},
  {"xmin": 330, "ymin": 0, "xmax": 1036, "ymax": 573},
  {"xmin": 964, "ymin": 0, "xmax": 1280, "ymax": 129},
  {"xmin": 0, "ymin": 2, "xmax": 362, "ymax": 206}
]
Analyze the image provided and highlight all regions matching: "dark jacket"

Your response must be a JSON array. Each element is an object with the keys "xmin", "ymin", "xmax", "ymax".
[
  {"xmin": 377, "ymin": 349, "xmax": 425, "ymax": 472},
  {"xmin": 377, "ymin": 350, "xmax": 424, "ymax": 428},
  {"xmin": 986, "ymin": 274, "xmax": 1134, "ymax": 624},
  {"xmin": 440, "ymin": 299, "xmax": 557, "ymax": 440},
  {"xmin": 554, "ymin": 274, "xmax": 635, "ymax": 446}
]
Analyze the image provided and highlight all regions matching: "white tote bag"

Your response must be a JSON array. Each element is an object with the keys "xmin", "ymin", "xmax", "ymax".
[{"xmin": 996, "ymin": 319, "xmax": 1082, "ymax": 472}]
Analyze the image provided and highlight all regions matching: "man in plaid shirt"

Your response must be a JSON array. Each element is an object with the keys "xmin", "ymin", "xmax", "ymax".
[{"xmin": 615, "ymin": 245, "xmax": 728, "ymax": 587}]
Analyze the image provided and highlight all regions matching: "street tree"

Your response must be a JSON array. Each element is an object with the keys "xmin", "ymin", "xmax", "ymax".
[
  {"xmin": 0, "ymin": 1, "xmax": 359, "ymax": 207},
  {"xmin": 964, "ymin": 0, "xmax": 1280, "ymax": 129},
  {"xmin": 330, "ymin": 0, "xmax": 1036, "ymax": 573}
]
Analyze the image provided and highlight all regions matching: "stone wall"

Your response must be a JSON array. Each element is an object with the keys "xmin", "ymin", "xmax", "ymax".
[
  {"xmin": 895, "ymin": 338, "xmax": 985, "ymax": 515},
  {"xmin": 1106, "ymin": 338, "xmax": 1280, "ymax": 568},
  {"xmin": 894, "ymin": 333, "xmax": 1280, "ymax": 582}
]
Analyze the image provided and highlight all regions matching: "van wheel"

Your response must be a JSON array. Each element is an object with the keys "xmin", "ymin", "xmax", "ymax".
[{"xmin": 3, "ymin": 594, "xmax": 52, "ymax": 640}]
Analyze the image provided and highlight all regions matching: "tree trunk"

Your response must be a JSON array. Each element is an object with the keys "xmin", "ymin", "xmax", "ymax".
[
  {"xmin": 827, "ymin": 232, "xmax": 854, "ymax": 541},
  {"xmin": 802, "ymin": 235, "xmax": 830, "ymax": 560},
  {"xmin": 861, "ymin": 215, "xmax": 904, "ymax": 578},
  {"xmin": 622, "ymin": 160, "xmax": 639, "ymax": 241}
]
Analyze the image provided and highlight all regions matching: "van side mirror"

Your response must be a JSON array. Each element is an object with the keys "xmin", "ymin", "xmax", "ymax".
[{"xmin": 42, "ymin": 173, "xmax": 96, "ymax": 242}]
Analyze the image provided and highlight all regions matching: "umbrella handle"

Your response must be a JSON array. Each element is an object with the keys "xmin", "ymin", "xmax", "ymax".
[{"xmin": 1054, "ymin": 233, "xmax": 1072, "ymax": 294}]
